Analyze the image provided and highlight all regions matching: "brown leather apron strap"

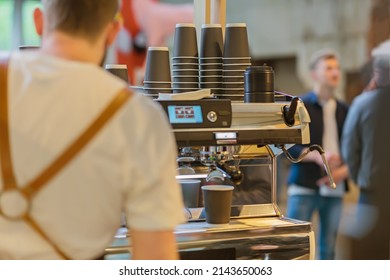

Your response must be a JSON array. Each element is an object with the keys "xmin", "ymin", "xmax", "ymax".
[
  {"xmin": 23, "ymin": 214, "xmax": 71, "ymax": 259},
  {"xmin": 0, "ymin": 56, "xmax": 17, "ymax": 191},
  {"xmin": 0, "ymin": 55, "xmax": 133, "ymax": 259}
]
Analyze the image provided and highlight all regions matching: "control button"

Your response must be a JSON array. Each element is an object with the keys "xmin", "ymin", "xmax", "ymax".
[{"xmin": 207, "ymin": 111, "xmax": 217, "ymax": 122}]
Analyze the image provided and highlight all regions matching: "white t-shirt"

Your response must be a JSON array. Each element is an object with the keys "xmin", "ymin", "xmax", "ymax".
[
  {"xmin": 320, "ymin": 98, "xmax": 345, "ymax": 197},
  {"xmin": 0, "ymin": 51, "xmax": 185, "ymax": 259}
]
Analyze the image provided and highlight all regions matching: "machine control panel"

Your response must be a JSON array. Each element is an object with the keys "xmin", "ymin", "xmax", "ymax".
[{"xmin": 157, "ymin": 99, "xmax": 232, "ymax": 129}]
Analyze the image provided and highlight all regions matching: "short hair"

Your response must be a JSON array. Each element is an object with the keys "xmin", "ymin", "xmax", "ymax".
[
  {"xmin": 371, "ymin": 40, "xmax": 390, "ymax": 87},
  {"xmin": 41, "ymin": 0, "xmax": 119, "ymax": 43},
  {"xmin": 373, "ymin": 55, "xmax": 390, "ymax": 87},
  {"xmin": 309, "ymin": 49, "xmax": 339, "ymax": 70}
]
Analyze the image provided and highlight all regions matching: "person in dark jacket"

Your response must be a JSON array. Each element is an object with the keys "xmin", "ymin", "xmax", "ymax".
[
  {"xmin": 341, "ymin": 40, "xmax": 390, "ymax": 260},
  {"xmin": 286, "ymin": 49, "xmax": 349, "ymax": 259}
]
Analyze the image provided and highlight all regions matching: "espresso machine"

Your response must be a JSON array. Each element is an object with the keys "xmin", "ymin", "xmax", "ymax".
[{"xmin": 105, "ymin": 92, "xmax": 336, "ymax": 260}]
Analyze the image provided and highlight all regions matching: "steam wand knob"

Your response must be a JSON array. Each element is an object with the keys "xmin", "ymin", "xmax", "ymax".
[{"xmin": 282, "ymin": 96, "xmax": 300, "ymax": 126}]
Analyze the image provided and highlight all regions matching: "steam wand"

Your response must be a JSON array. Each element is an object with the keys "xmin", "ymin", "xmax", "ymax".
[{"xmin": 280, "ymin": 144, "xmax": 337, "ymax": 189}]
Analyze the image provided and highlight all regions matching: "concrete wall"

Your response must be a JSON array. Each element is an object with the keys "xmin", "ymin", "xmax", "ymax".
[{"xmin": 225, "ymin": 0, "xmax": 372, "ymax": 98}]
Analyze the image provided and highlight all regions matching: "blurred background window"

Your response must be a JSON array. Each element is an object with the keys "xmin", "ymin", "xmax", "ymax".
[{"xmin": 0, "ymin": 0, "xmax": 40, "ymax": 51}]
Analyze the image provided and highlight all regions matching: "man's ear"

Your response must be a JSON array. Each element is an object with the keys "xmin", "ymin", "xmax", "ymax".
[
  {"xmin": 33, "ymin": 7, "xmax": 44, "ymax": 36},
  {"xmin": 106, "ymin": 20, "xmax": 121, "ymax": 46},
  {"xmin": 310, "ymin": 70, "xmax": 317, "ymax": 82}
]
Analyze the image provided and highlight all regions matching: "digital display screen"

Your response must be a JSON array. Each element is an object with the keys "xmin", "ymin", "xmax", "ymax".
[{"xmin": 168, "ymin": 105, "xmax": 203, "ymax": 124}]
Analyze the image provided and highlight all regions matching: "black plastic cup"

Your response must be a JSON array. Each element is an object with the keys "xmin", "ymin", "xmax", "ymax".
[
  {"xmin": 199, "ymin": 57, "xmax": 223, "ymax": 64},
  {"xmin": 200, "ymin": 69, "xmax": 223, "ymax": 76},
  {"xmin": 223, "ymin": 76, "xmax": 244, "ymax": 83},
  {"xmin": 200, "ymin": 82, "xmax": 223, "ymax": 89},
  {"xmin": 105, "ymin": 64, "xmax": 129, "ymax": 83},
  {"xmin": 201, "ymin": 185, "xmax": 234, "ymax": 225},
  {"xmin": 199, "ymin": 63, "xmax": 223, "ymax": 70},
  {"xmin": 172, "ymin": 69, "xmax": 199, "ymax": 76},
  {"xmin": 172, "ymin": 63, "xmax": 199, "ymax": 70},
  {"xmin": 199, "ymin": 76, "xmax": 223, "ymax": 83},
  {"xmin": 173, "ymin": 23, "xmax": 198, "ymax": 58},
  {"xmin": 223, "ymin": 57, "xmax": 251, "ymax": 64},
  {"xmin": 224, "ymin": 82, "xmax": 244, "ymax": 89},
  {"xmin": 172, "ymin": 88, "xmax": 199, "ymax": 93},
  {"xmin": 223, "ymin": 69, "xmax": 246, "ymax": 77},
  {"xmin": 173, "ymin": 76, "xmax": 199, "ymax": 83},
  {"xmin": 223, "ymin": 63, "xmax": 251, "ymax": 71},
  {"xmin": 144, "ymin": 47, "xmax": 171, "ymax": 82},
  {"xmin": 200, "ymin": 24, "xmax": 223, "ymax": 58},
  {"xmin": 173, "ymin": 82, "xmax": 200, "ymax": 89},
  {"xmin": 223, "ymin": 23, "xmax": 250, "ymax": 58},
  {"xmin": 143, "ymin": 81, "xmax": 172, "ymax": 89},
  {"xmin": 172, "ymin": 57, "xmax": 199, "ymax": 64},
  {"xmin": 143, "ymin": 88, "xmax": 172, "ymax": 94}
]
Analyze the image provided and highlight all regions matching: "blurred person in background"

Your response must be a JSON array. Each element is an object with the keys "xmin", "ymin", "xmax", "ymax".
[
  {"xmin": 286, "ymin": 49, "xmax": 349, "ymax": 259},
  {"xmin": 0, "ymin": 0, "xmax": 184, "ymax": 259},
  {"xmin": 116, "ymin": 0, "xmax": 193, "ymax": 84},
  {"xmin": 341, "ymin": 39, "xmax": 390, "ymax": 260}
]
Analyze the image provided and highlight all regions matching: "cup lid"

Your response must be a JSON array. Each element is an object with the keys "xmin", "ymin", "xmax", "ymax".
[
  {"xmin": 148, "ymin": 46, "xmax": 169, "ymax": 51},
  {"xmin": 172, "ymin": 56, "xmax": 199, "ymax": 59},
  {"xmin": 143, "ymin": 87, "xmax": 173, "ymax": 90},
  {"xmin": 172, "ymin": 69, "xmax": 199, "ymax": 71},
  {"xmin": 202, "ymin": 23, "xmax": 222, "ymax": 28},
  {"xmin": 245, "ymin": 65, "xmax": 274, "ymax": 72},
  {"xmin": 176, "ymin": 23, "xmax": 196, "ymax": 28},
  {"xmin": 105, "ymin": 64, "xmax": 127, "ymax": 69},
  {"xmin": 172, "ymin": 87, "xmax": 199, "ymax": 90},
  {"xmin": 199, "ymin": 63, "xmax": 223, "ymax": 65},
  {"xmin": 172, "ymin": 75, "xmax": 199, "ymax": 78},
  {"xmin": 143, "ymin": 81, "xmax": 172, "ymax": 84},
  {"xmin": 199, "ymin": 57, "xmax": 223, "ymax": 60},
  {"xmin": 226, "ymin": 23, "xmax": 247, "ymax": 28},
  {"xmin": 172, "ymin": 81, "xmax": 199, "ymax": 84},
  {"xmin": 172, "ymin": 63, "xmax": 199, "ymax": 66},
  {"xmin": 223, "ymin": 57, "xmax": 251, "ymax": 60},
  {"xmin": 223, "ymin": 63, "xmax": 252, "ymax": 66}
]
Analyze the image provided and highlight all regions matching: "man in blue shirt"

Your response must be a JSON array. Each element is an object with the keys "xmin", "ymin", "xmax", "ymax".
[{"xmin": 286, "ymin": 49, "xmax": 349, "ymax": 259}]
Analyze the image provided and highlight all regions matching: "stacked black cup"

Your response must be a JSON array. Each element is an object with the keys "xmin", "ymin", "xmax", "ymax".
[
  {"xmin": 199, "ymin": 24, "xmax": 224, "ymax": 94},
  {"xmin": 222, "ymin": 23, "xmax": 252, "ymax": 100},
  {"xmin": 105, "ymin": 64, "xmax": 129, "ymax": 83},
  {"xmin": 143, "ymin": 46, "xmax": 172, "ymax": 97},
  {"xmin": 172, "ymin": 23, "xmax": 199, "ymax": 93}
]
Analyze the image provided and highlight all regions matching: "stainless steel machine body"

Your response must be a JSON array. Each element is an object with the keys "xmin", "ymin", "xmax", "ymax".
[{"xmin": 105, "ymin": 97, "xmax": 316, "ymax": 260}]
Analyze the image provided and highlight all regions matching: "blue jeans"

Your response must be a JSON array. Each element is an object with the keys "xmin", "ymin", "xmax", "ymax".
[{"xmin": 286, "ymin": 194, "xmax": 343, "ymax": 260}]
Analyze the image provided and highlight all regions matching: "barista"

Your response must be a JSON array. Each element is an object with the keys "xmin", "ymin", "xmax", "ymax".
[{"xmin": 0, "ymin": 0, "xmax": 184, "ymax": 260}]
